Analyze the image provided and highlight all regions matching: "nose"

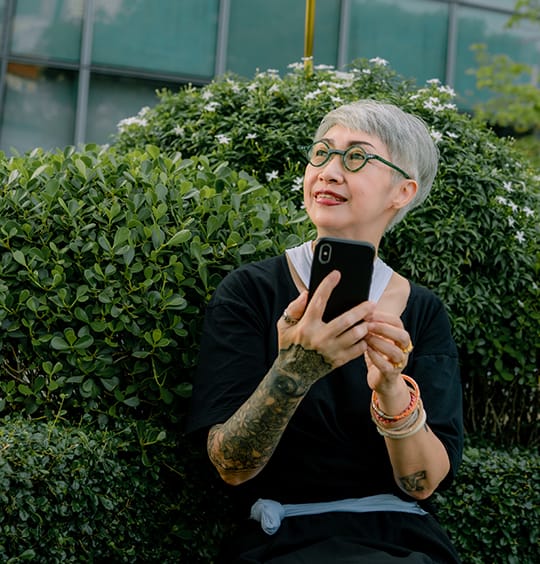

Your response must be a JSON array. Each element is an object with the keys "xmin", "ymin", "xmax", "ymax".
[{"xmin": 317, "ymin": 153, "xmax": 345, "ymax": 183}]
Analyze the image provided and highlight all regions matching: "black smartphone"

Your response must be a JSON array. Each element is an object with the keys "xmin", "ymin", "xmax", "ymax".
[{"xmin": 308, "ymin": 237, "xmax": 375, "ymax": 322}]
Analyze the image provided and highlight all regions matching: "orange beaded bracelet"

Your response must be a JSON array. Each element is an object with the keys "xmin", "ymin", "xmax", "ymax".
[{"xmin": 371, "ymin": 375, "xmax": 420, "ymax": 423}]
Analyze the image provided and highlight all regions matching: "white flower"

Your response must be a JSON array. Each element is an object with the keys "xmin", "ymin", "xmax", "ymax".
[
  {"xmin": 305, "ymin": 89, "xmax": 322, "ymax": 100},
  {"xmin": 507, "ymin": 217, "xmax": 516, "ymax": 227},
  {"xmin": 496, "ymin": 196, "xmax": 508, "ymax": 205},
  {"xmin": 117, "ymin": 116, "xmax": 147, "ymax": 131},
  {"xmin": 361, "ymin": 69, "xmax": 371, "ymax": 75},
  {"xmin": 438, "ymin": 85, "xmax": 456, "ymax": 97},
  {"xmin": 268, "ymin": 83, "xmax": 280, "ymax": 94},
  {"xmin": 201, "ymin": 90, "xmax": 213, "ymax": 100},
  {"xmin": 446, "ymin": 131, "xmax": 458, "ymax": 139},
  {"xmin": 246, "ymin": 133, "xmax": 257, "ymax": 140},
  {"xmin": 292, "ymin": 176, "xmax": 303, "ymax": 192},
  {"xmin": 247, "ymin": 83, "xmax": 258, "ymax": 92},
  {"xmin": 138, "ymin": 106, "xmax": 151, "ymax": 116},
  {"xmin": 503, "ymin": 181, "xmax": 514, "ymax": 192},
  {"xmin": 369, "ymin": 57, "xmax": 389, "ymax": 66},
  {"xmin": 430, "ymin": 130, "xmax": 443, "ymax": 144},
  {"xmin": 508, "ymin": 201, "xmax": 519, "ymax": 213},
  {"xmin": 173, "ymin": 125, "xmax": 185, "ymax": 136},
  {"xmin": 331, "ymin": 96, "xmax": 343, "ymax": 104},
  {"xmin": 216, "ymin": 134, "xmax": 231, "ymax": 144},
  {"xmin": 333, "ymin": 71, "xmax": 354, "ymax": 86},
  {"xmin": 523, "ymin": 206, "xmax": 534, "ymax": 217},
  {"xmin": 426, "ymin": 78, "xmax": 441, "ymax": 85},
  {"xmin": 204, "ymin": 101, "xmax": 220, "ymax": 112},
  {"xmin": 314, "ymin": 64, "xmax": 334, "ymax": 70},
  {"xmin": 515, "ymin": 231, "xmax": 525, "ymax": 243},
  {"xmin": 287, "ymin": 62, "xmax": 304, "ymax": 70},
  {"xmin": 266, "ymin": 170, "xmax": 279, "ymax": 182}
]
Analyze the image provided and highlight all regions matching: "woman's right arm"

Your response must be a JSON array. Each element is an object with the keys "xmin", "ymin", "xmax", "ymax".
[{"xmin": 207, "ymin": 272, "xmax": 375, "ymax": 485}]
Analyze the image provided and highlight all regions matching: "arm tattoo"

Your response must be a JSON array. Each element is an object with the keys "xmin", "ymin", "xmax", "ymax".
[
  {"xmin": 399, "ymin": 470, "xmax": 427, "ymax": 493},
  {"xmin": 208, "ymin": 344, "xmax": 332, "ymax": 475}
]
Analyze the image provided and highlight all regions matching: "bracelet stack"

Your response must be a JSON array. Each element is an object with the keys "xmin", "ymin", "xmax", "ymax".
[{"xmin": 370, "ymin": 375, "xmax": 427, "ymax": 439}]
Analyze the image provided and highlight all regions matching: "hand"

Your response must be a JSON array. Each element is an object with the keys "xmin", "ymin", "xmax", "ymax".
[
  {"xmin": 277, "ymin": 271, "xmax": 376, "ymax": 387},
  {"xmin": 364, "ymin": 310, "xmax": 413, "ymax": 394}
]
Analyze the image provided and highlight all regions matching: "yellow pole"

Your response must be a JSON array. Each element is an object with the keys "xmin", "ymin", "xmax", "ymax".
[{"xmin": 304, "ymin": 0, "xmax": 316, "ymax": 75}]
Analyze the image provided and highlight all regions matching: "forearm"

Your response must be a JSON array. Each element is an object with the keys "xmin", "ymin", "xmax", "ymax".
[
  {"xmin": 385, "ymin": 425, "xmax": 450, "ymax": 500},
  {"xmin": 207, "ymin": 344, "xmax": 331, "ymax": 485},
  {"xmin": 374, "ymin": 376, "xmax": 450, "ymax": 499}
]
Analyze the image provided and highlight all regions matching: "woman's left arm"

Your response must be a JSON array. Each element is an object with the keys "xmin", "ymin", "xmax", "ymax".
[{"xmin": 364, "ymin": 310, "xmax": 457, "ymax": 500}]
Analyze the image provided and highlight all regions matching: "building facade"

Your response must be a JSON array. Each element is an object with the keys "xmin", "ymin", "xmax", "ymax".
[{"xmin": 0, "ymin": 0, "xmax": 537, "ymax": 154}]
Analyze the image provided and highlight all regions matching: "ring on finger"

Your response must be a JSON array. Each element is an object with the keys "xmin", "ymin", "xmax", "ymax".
[
  {"xmin": 401, "ymin": 341, "xmax": 413, "ymax": 354},
  {"xmin": 392, "ymin": 356, "xmax": 407, "ymax": 370},
  {"xmin": 282, "ymin": 309, "xmax": 299, "ymax": 325}
]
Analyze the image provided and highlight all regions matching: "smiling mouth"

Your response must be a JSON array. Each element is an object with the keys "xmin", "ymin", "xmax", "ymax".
[{"xmin": 314, "ymin": 190, "xmax": 347, "ymax": 203}]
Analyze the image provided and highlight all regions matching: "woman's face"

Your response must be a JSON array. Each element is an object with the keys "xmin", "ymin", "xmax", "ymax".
[{"xmin": 303, "ymin": 125, "xmax": 414, "ymax": 244}]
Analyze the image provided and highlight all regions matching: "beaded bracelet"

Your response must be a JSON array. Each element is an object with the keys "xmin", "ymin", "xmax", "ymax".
[{"xmin": 371, "ymin": 375, "xmax": 420, "ymax": 423}]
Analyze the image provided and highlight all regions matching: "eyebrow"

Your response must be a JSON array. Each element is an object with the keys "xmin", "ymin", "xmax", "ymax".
[{"xmin": 320, "ymin": 137, "xmax": 377, "ymax": 150}]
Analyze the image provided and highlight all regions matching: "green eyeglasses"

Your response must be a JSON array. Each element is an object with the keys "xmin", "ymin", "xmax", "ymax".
[{"xmin": 302, "ymin": 140, "xmax": 411, "ymax": 179}]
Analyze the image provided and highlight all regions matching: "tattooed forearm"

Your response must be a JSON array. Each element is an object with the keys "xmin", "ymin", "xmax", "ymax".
[
  {"xmin": 399, "ymin": 470, "xmax": 427, "ymax": 493},
  {"xmin": 208, "ymin": 344, "xmax": 332, "ymax": 480}
]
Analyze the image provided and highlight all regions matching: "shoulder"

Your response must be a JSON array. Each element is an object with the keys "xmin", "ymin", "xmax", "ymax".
[{"xmin": 208, "ymin": 254, "xmax": 290, "ymax": 311}]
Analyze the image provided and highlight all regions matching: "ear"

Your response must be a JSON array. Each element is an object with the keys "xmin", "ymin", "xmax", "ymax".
[{"xmin": 391, "ymin": 179, "xmax": 418, "ymax": 210}]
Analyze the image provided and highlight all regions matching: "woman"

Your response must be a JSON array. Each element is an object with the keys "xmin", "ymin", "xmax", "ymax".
[{"xmin": 187, "ymin": 100, "xmax": 463, "ymax": 563}]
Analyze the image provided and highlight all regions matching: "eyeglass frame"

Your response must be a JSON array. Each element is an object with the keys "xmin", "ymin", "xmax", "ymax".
[{"xmin": 301, "ymin": 140, "xmax": 412, "ymax": 180}]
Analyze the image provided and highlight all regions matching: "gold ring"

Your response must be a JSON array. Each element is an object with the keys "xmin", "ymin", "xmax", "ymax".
[
  {"xmin": 282, "ymin": 310, "xmax": 299, "ymax": 325},
  {"xmin": 392, "ymin": 356, "xmax": 407, "ymax": 370},
  {"xmin": 401, "ymin": 341, "xmax": 413, "ymax": 354}
]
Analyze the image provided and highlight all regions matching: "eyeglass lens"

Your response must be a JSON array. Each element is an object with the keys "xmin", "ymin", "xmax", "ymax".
[{"xmin": 308, "ymin": 141, "xmax": 367, "ymax": 172}]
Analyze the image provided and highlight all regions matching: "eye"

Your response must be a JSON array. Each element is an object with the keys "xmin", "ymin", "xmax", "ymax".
[
  {"xmin": 346, "ymin": 146, "xmax": 366, "ymax": 161},
  {"xmin": 310, "ymin": 142, "xmax": 329, "ymax": 164}
]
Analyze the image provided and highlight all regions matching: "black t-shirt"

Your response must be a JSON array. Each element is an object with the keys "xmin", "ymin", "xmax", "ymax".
[{"xmin": 187, "ymin": 254, "xmax": 463, "ymax": 513}]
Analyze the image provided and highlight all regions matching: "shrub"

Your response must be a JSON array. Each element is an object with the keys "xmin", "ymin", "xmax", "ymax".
[
  {"xmin": 0, "ymin": 146, "xmax": 309, "ymax": 424},
  {"xmin": 0, "ymin": 414, "xmax": 183, "ymax": 563},
  {"xmin": 113, "ymin": 60, "xmax": 539, "ymax": 444},
  {"xmin": 434, "ymin": 442, "xmax": 540, "ymax": 564}
]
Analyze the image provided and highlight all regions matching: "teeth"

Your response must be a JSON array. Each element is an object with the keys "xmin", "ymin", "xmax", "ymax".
[{"xmin": 315, "ymin": 192, "xmax": 345, "ymax": 202}]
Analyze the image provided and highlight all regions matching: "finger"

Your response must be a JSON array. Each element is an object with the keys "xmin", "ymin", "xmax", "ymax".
[
  {"xmin": 278, "ymin": 291, "xmax": 308, "ymax": 327},
  {"xmin": 328, "ymin": 301, "xmax": 376, "ymax": 336},
  {"xmin": 365, "ymin": 334, "xmax": 406, "ymax": 367},
  {"xmin": 303, "ymin": 270, "xmax": 341, "ymax": 320},
  {"xmin": 365, "ymin": 309, "xmax": 404, "ymax": 329},
  {"xmin": 367, "ymin": 321, "xmax": 411, "ymax": 351},
  {"xmin": 366, "ymin": 344, "xmax": 406, "ymax": 374}
]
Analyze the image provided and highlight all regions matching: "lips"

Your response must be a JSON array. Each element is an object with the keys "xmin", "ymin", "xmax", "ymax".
[{"xmin": 314, "ymin": 190, "xmax": 347, "ymax": 204}]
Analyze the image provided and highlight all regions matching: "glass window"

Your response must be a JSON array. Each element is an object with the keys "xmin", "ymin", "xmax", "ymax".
[
  {"xmin": 0, "ymin": 0, "xmax": 5, "ymax": 45},
  {"xmin": 0, "ymin": 64, "xmax": 77, "ymax": 154},
  {"xmin": 10, "ymin": 0, "xmax": 83, "ymax": 62},
  {"xmin": 454, "ymin": 6, "xmax": 540, "ymax": 110},
  {"xmin": 92, "ymin": 0, "xmax": 219, "ymax": 78},
  {"xmin": 85, "ymin": 74, "xmax": 179, "ymax": 145},
  {"xmin": 227, "ymin": 0, "xmax": 339, "ymax": 77},
  {"xmin": 347, "ymin": 0, "xmax": 448, "ymax": 85}
]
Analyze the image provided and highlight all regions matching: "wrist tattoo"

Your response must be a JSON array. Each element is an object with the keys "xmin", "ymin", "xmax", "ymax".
[{"xmin": 275, "ymin": 343, "xmax": 332, "ymax": 389}]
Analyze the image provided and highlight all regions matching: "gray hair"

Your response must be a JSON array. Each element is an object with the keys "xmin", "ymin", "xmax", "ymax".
[{"xmin": 314, "ymin": 99, "xmax": 439, "ymax": 230}]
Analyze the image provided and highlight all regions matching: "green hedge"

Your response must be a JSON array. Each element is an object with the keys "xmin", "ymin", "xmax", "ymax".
[
  {"xmin": 434, "ymin": 442, "xmax": 540, "ymax": 563},
  {"xmin": 113, "ymin": 60, "xmax": 539, "ymax": 444},
  {"xmin": 0, "ymin": 416, "xmax": 537, "ymax": 563}
]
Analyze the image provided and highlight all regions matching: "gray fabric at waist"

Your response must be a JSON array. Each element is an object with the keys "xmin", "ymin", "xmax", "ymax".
[{"xmin": 250, "ymin": 494, "xmax": 428, "ymax": 535}]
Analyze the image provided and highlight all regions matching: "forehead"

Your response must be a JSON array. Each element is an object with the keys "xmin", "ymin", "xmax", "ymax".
[{"xmin": 320, "ymin": 125, "xmax": 387, "ymax": 154}]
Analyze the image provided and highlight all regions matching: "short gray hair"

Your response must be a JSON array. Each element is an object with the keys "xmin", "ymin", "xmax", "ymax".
[{"xmin": 314, "ymin": 99, "xmax": 439, "ymax": 230}]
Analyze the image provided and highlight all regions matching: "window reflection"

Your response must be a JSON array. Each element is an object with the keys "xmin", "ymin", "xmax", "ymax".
[
  {"xmin": 86, "ymin": 74, "xmax": 178, "ymax": 145},
  {"xmin": 11, "ymin": 0, "xmax": 83, "ymax": 61},
  {"xmin": 1, "ymin": 63, "xmax": 76, "ymax": 154}
]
